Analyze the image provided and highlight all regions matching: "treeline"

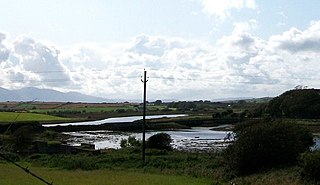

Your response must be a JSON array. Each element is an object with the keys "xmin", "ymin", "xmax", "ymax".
[{"xmin": 266, "ymin": 89, "xmax": 320, "ymax": 119}]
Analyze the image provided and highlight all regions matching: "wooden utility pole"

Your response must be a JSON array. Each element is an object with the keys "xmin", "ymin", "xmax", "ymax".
[{"xmin": 141, "ymin": 69, "xmax": 148, "ymax": 162}]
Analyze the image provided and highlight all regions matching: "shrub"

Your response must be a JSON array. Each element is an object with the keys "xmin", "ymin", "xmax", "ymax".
[
  {"xmin": 147, "ymin": 133, "xmax": 172, "ymax": 150},
  {"xmin": 299, "ymin": 151, "xmax": 320, "ymax": 183},
  {"xmin": 12, "ymin": 125, "xmax": 35, "ymax": 152},
  {"xmin": 120, "ymin": 136, "xmax": 141, "ymax": 148},
  {"xmin": 225, "ymin": 120, "xmax": 314, "ymax": 176}
]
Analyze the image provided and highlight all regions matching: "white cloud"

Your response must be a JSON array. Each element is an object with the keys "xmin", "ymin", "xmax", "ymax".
[
  {"xmin": 1, "ymin": 20, "xmax": 320, "ymax": 100},
  {"xmin": 13, "ymin": 35, "xmax": 70, "ymax": 84},
  {"xmin": 0, "ymin": 32, "xmax": 10, "ymax": 61},
  {"xmin": 0, "ymin": 33, "xmax": 71, "ymax": 89},
  {"xmin": 233, "ymin": 19, "xmax": 257, "ymax": 34},
  {"xmin": 270, "ymin": 21, "xmax": 320, "ymax": 53},
  {"xmin": 246, "ymin": 0, "xmax": 256, "ymax": 9},
  {"xmin": 197, "ymin": 0, "xmax": 257, "ymax": 20}
]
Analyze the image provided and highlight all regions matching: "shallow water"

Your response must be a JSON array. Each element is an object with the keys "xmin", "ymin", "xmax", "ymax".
[
  {"xmin": 64, "ymin": 128, "xmax": 320, "ymax": 151},
  {"xmin": 43, "ymin": 114, "xmax": 188, "ymax": 127},
  {"xmin": 64, "ymin": 127, "xmax": 232, "ymax": 151},
  {"xmin": 312, "ymin": 136, "xmax": 320, "ymax": 151}
]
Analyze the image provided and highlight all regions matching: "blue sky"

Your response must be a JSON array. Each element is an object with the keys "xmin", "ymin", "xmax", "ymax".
[
  {"xmin": 0, "ymin": 0, "xmax": 320, "ymax": 100},
  {"xmin": 1, "ymin": 0, "xmax": 319, "ymax": 44}
]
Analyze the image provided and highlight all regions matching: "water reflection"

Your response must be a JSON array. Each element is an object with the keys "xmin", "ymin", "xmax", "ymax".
[
  {"xmin": 44, "ymin": 114, "xmax": 187, "ymax": 127},
  {"xmin": 64, "ymin": 128, "xmax": 320, "ymax": 151},
  {"xmin": 312, "ymin": 136, "xmax": 320, "ymax": 151},
  {"xmin": 64, "ymin": 127, "xmax": 231, "ymax": 151}
]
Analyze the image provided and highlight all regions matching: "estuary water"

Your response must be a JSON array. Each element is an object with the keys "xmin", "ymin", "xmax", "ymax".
[
  {"xmin": 312, "ymin": 136, "xmax": 320, "ymax": 151},
  {"xmin": 43, "ymin": 114, "xmax": 188, "ymax": 127},
  {"xmin": 44, "ymin": 114, "xmax": 231, "ymax": 151},
  {"xmin": 64, "ymin": 128, "xmax": 320, "ymax": 151},
  {"xmin": 64, "ymin": 127, "xmax": 232, "ymax": 151},
  {"xmin": 43, "ymin": 114, "xmax": 320, "ymax": 151}
]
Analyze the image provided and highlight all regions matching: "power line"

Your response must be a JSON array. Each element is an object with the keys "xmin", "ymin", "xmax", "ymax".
[
  {"xmin": 4, "ymin": 68, "xmax": 320, "ymax": 81},
  {"xmin": 3, "ymin": 76, "xmax": 313, "ymax": 87},
  {"xmin": 8, "ymin": 79, "xmax": 73, "ymax": 83},
  {"xmin": 4, "ymin": 68, "xmax": 145, "ymax": 74},
  {"xmin": 147, "ymin": 68, "xmax": 320, "ymax": 80},
  {"xmin": 150, "ymin": 76, "xmax": 300, "ymax": 86},
  {"xmin": 0, "ymin": 152, "xmax": 53, "ymax": 185},
  {"xmin": 7, "ymin": 76, "xmax": 140, "ymax": 83},
  {"xmin": 2, "ymin": 68, "xmax": 318, "ymax": 87}
]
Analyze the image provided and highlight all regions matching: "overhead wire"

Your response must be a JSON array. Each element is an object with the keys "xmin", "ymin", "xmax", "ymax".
[
  {"xmin": 0, "ymin": 153, "xmax": 53, "ymax": 185},
  {"xmin": 2, "ymin": 68, "xmax": 318, "ymax": 87},
  {"xmin": 150, "ymin": 75, "xmax": 301, "ymax": 86},
  {"xmin": 4, "ymin": 67, "xmax": 320, "ymax": 81}
]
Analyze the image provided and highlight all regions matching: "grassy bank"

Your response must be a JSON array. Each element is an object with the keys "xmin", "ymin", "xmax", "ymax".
[
  {"xmin": 0, "ymin": 112, "xmax": 70, "ymax": 123},
  {"xmin": 0, "ymin": 163, "xmax": 211, "ymax": 185},
  {"xmin": 228, "ymin": 167, "xmax": 302, "ymax": 185},
  {"xmin": 0, "ymin": 149, "xmax": 307, "ymax": 185}
]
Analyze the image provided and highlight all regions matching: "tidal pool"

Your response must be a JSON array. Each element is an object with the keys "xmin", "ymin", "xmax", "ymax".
[
  {"xmin": 312, "ymin": 136, "xmax": 320, "ymax": 151},
  {"xmin": 64, "ymin": 127, "xmax": 232, "ymax": 151},
  {"xmin": 63, "ymin": 128, "xmax": 320, "ymax": 151}
]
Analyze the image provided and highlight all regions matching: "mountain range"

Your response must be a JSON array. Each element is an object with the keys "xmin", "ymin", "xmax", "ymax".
[
  {"xmin": 0, "ymin": 87, "xmax": 111, "ymax": 103},
  {"xmin": 0, "ymin": 87, "xmax": 271, "ymax": 103}
]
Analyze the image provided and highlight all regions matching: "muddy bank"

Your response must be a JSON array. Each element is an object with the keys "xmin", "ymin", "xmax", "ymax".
[{"xmin": 46, "ymin": 120, "xmax": 191, "ymax": 132}]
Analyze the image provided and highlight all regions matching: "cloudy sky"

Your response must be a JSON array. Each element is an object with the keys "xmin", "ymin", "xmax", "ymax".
[{"xmin": 0, "ymin": 0, "xmax": 320, "ymax": 101}]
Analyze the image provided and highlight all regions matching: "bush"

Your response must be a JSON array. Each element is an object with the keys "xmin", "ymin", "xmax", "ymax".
[
  {"xmin": 12, "ymin": 125, "xmax": 36, "ymax": 152},
  {"xmin": 299, "ymin": 151, "xmax": 320, "ymax": 183},
  {"xmin": 120, "ymin": 136, "xmax": 141, "ymax": 148},
  {"xmin": 225, "ymin": 120, "xmax": 314, "ymax": 176},
  {"xmin": 147, "ymin": 133, "xmax": 172, "ymax": 150}
]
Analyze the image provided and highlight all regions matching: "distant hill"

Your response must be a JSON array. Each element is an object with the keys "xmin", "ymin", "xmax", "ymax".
[
  {"xmin": 0, "ymin": 87, "xmax": 22, "ymax": 101},
  {"xmin": 0, "ymin": 87, "xmax": 111, "ymax": 103},
  {"xmin": 213, "ymin": 97, "xmax": 273, "ymax": 104}
]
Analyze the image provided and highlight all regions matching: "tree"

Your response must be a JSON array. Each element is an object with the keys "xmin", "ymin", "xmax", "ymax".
[
  {"xmin": 224, "ymin": 120, "xmax": 314, "ymax": 175},
  {"xmin": 120, "ymin": 136, "xmax": 141, "ymax": 148},
  {"xmin": 238, "ymin": 100, "xmax": 246, "ymax": 104},
  {"xmin": 12, "ymin": 125, "xmax": 36, "ymax": 153},
  {"xmin": 147, "ymin": 133, "xmax": 172, "ymax": 150},
  {"xmin": 154, "ymin": 100, "xmax": 162, "ymax": 105},
  {"xmin": 267, "ymin": 89, "xmax": 320, "ymax": 119}
]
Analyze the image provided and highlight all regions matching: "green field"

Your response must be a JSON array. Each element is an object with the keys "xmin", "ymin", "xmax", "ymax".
[
  {"xmin": 30, "ymin": 105, "xmax": 136, "ymax": 114},
  {"xmin": 0, "ymin": 163, "xmax": 211, "ymax": 185},
  {"xmin": 0, "ymin": 112, "xmax": 70, "ymax": 123}
]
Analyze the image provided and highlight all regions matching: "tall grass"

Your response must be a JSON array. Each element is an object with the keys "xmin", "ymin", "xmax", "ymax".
[
  {"xmin": 1, "ymin": 148, "xmax": 310, "ymax": 185},
  {"xmin": 26, "ymin": 149, "xmax": 224, "ymax": 178},
  {"xmin": 230, "ymin": 167, "xmax": 302, "ymax": 185},
  {"xmin": 0, "ymin": 163, "xmax": 211, "ymax": 185}
]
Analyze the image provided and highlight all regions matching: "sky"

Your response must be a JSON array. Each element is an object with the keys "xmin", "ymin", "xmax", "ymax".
[{"xmin": 0, "ymin": 0, "xmax": 320, "ymax": 101}]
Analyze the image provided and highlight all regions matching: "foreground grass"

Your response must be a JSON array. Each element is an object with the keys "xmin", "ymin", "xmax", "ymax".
[
  {"xmin": 0, "ymin": 148, "xmax": 309, "ymax": 185},
  {"xmin": 25, "ymin": 149, "xmax": 223, "ymax": 178},
  {"xmin": 0, "ymin": 112, "xmax": 70, "ymax": 123},
  {"xmin": 0, "ymin": 161, "xmax": 305, "ymax": 185},
  {"xmin": 230, "ymin": 167, "xmax": 303, "ymax": 185},
  {"xmin": 20, "ymin": 149, "xmax": 308, "ymax": 185},
  {"xmin": 0, "ymin": 163, "xmax": 211, "ymax": 185}
]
